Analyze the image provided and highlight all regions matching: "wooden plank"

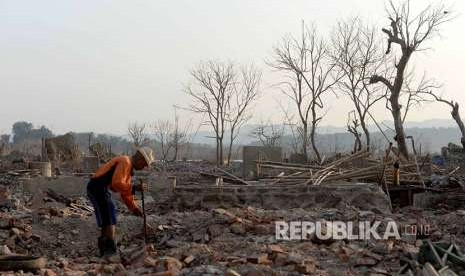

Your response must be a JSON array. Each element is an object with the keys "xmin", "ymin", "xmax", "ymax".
[
  {"xmin": 423, "ymin": 262, "xmax": 440, "ymax": 276},
  {"xmin": 216, "ymin": 167, "xmax": 249, "ymax": 186}
]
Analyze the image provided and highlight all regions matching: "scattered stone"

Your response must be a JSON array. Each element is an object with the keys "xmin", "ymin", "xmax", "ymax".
[
  {"xmin": 63, "ymin": 271, "xmax": 87, "ymax": 276},
  {"xmin": 9, "ymin": 227, "xmax": 20, "ymax": 236},
  {"xmin": 295, "ymin": 262, "xmax": 316, "ymax": 274},
  {"xmin": 354, "ymin": 257, "xmax": 377, "ymax": 267},
  {"xmin": 165, "ymin": 239, "xmax": 184, "ymax": 248},
  {"xmin": 252, "ymin": 224, "xmax": 271, "ymax": 235},
  {"xmin": 150, "ymin": 271, "xmax": 176, "ymax": 276},
  {"xmin": 226, "ymin": 269, "xmax": 242, "ymax": 276},
  {"xmin": 363, "ymin": 251, "xmax": 383, "ymax": 262},
  {"xmin": 272, "ymin": 252, "xmax": 288, "ymax": 267},
  {"xmin": 246, "ymin": 254, "xmax": 270, "ymax": 265},
  {"xmin": 0, "ymin": 245, "xmax": 12, "ymax": 255},
  {"xmin": 43, "ymin": 269, "xmax": 58, "ymax": 276},
  {"xmin": 183, "ymin": 255, "xmax": 195, "ymax": 265},
  {"xmin": 155, "ymin": 256, "xmax": 183, "ymax": 273},
  {"xmin": 242, "ymin": 265, "xmax": 266, "ymax": 276},
  {"xmin": 57, "ymin": 257, "xmax": 69, "ymax": 268},
  {"xmin": 0, "ymin": 186, "xmax": 11, "ymax": 207},
  {"xmin": 285, "ymin": 253, "xmax": 304, "ymax": 265},
  {"xmin": 192, "ymin": 228, "xmax": 209, "ymax": 242},
  {"xmin": 208, "ymin": 224, "xmax": 225, "ymax": 238},
  {"xmin": 144, "ymin": 256, "xmax": 158, "ymax": 267},
  {"xmin": 230, "ymin": 223, "xmax": 246, "ymax": 235},
  {"xmin": 267, "ymin": 244, "xmax": 286, "ymax": 254}
]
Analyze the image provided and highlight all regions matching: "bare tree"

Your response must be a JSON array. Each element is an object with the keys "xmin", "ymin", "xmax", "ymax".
[
  {"xmin": 347, "ymin": 111, "xmax": 362, "ymax": 153},
  {"xmin": 0, "ymin": 134, "xmax": 9, "ymax": 156},
  {"xmin": 251, "ymin": 119, "xmax": 284, "ymax": 148},
  {"xmin": 226, "ymin": 64, "xmax": 261, "ymax": 165},
  {"xmin": 0, "ymin": 134, "xmax": 10, "ymax": 145},
  {"xmin": 270, "ymin": 23, "xmax": 340, "ymax": 162},
  {"xmin": 186, "ymin": 60, "xmax": 259, "ymax": 165},
  {"xmin": 369, "ymin": 0, "xmax": 453, "ymax": 158},
  {"xmin": 152, "ymin": 111, "xmax": 193, "ymax": 162},
  {"xmin": 420, "ymin": 91, "xmax": 465, "ymax": 149},
  {"xmin": 186, "ymin": 60, "xmax": 234, "ymax": 165},
  {"xmin": 153, "ymin": 119, "xmax": 173, "ymax": 161},
  {"xmin": 127, "ymin": 122, "xmax": 147, "ymax": 147},
  {"xmin": 331, "ymin": 17, "xmax": 386, "ymax": 149},
  {"xmin": 277, "ymin": 104, "xmax": 301, "ymax": 157},
  {"xmin": 171, "ymin": 111, "xmax": 193, "ymax": 161}
]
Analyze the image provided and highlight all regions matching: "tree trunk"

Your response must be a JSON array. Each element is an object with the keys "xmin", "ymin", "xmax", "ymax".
[
  {"xmin": 310, "ymin": 103, "xmax": 321, "ymax": 163},
  {"xmin": 451, "ymin": 103, "xmax": 465, "ymax": 149},
  {"xmin": 215, "ymin": 137, "xmax": 220, "ymax": 166},
  {"xmin": 390, "ymin": 97, "xmax": 409, "ymax": 159},
  {"xmin": 160, "ymin": 142, "xmax": 166, "ymax": 161},
  {"xmin": 310, "ymin": 122, "xmax": 321, "ymax": 163},
  {"xmin": 389, "ymin": 49, "xmax": 412, "ymax": 160},
  {"xmin": 172, "ymin": 145, "xmax": 178, "ymax": 162},
  {"xmin": 302, "ymin": 123, "xmax": 309, "ymax": 162},
  {"xmin": 215, "ymin": 112, "xmax": 220, "ymax": 165},
  {"xmin": 219, "ymin": 137, "xmax": 223, "ymax": 166},
  {"xmin": 356, "ymin": 134, "xmax": 362, "ymax": 152},
  {"xmin": 227, "ymin": 128, "xmax": 234, "ymax": 166},
  {"xmin": 354, "ymin": 99, "xmax": 370, "ymax": 150},
  {"xmin": 359, "ymin": 118, "xmax": 370, "ymax": 150}
]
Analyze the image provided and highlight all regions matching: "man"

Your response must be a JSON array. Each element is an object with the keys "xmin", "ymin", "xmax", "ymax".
[{"xmin": 87, "ymin": 147, "xmax": 154, "ymax": 257}]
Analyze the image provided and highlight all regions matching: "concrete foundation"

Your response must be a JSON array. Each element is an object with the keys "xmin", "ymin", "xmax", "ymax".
[
  {"xmin": 23, "ymin": 176, "xmax": 88, "ymax": 198},
  {"xmin": 171, "ymin": 182, "xmax": 392, "ymax": 214}
]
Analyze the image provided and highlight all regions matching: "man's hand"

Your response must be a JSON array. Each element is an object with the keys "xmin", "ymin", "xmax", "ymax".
[{"xmin": 133, "ymin": 207, "xmax": 143, "ymax": 217}]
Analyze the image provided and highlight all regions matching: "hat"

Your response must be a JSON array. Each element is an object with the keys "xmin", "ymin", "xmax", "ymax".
[{"xmin": 136, "ymin": 147, "xmax": 155, "ymax": 166}]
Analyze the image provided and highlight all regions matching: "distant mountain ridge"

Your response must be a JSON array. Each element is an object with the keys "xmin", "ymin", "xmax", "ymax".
[
  {"xmin": 191, "ymin": 119, "xmax": 459, "ymax": 148},
  {"xmin": 118, "ymin": 119, "xmax": 459, "ymax": 154}
]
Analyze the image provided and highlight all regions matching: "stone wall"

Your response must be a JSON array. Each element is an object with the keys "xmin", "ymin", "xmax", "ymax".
[{"xmin": 170, "ymin": 182, "xmax": 392, "ymax": 214}]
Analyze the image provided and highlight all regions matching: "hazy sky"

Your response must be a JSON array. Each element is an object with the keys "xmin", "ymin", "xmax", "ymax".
[{"xmin": 0, "ymin": 0, "xmax": 463, "ymax": 135}]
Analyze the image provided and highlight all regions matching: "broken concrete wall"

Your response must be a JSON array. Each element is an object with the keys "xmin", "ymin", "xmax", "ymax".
[
  {"xmin": 242, "ymin": 146, "xmax": 282, "ymax": 179},
  {"xmin": 171, "ymin": 182, "xmax": 392, "ymax": 214},
  {"xmin": 22, "ymin": 176, "xmax": 88, "ymax": 198}
]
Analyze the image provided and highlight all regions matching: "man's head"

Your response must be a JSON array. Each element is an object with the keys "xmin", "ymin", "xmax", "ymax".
[{"xmin": 132, "ymin": 147, "xmax": 155, "ymax": 170}]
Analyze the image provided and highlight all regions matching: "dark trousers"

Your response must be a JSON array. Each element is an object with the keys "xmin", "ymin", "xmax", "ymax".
[{"xmin": 87, "ymin": 180, "xmax": 117, "ymax": 227}]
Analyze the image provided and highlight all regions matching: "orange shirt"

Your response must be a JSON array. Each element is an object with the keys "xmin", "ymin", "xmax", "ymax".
[{"xmin": 91, "ymin": 156, "xmax": 138, "ymax": 213}]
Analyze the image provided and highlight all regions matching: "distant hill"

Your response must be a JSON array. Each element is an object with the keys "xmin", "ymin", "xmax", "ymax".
[
  {"xmin": 190, "ymin": 119, "xmax": 461, "ymax": 154},
  {"xmin": 114, "ymin": 119, "xmax": 461, "ymax": 155},
  {"xmin": 309, "ymin": 127, "xmax": 460, "ymax": 155}
]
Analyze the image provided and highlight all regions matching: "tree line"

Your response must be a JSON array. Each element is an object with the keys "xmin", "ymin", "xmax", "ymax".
[{"xmin": 184, "ymin": 0, "xmax": 457, "ymax": 165}]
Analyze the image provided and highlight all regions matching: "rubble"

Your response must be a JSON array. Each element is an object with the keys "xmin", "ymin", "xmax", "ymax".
[{"xmin": 1, "ymin": 150, "xmax": 465, "ymax": 275}]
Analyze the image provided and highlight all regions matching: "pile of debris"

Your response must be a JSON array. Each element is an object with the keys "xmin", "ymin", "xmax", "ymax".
[
  {"xmin": 2, "ymin": 146, "xmax": 465, "ymax": 275},
  {"xmin": 255, "ymin": 150, "xmax": 426, "ymax": 187}
]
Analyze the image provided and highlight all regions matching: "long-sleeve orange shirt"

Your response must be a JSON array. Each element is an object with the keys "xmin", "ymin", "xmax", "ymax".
[{"xmin": 91, "ymin": 156, "xmax": 139, "ymax": 213}]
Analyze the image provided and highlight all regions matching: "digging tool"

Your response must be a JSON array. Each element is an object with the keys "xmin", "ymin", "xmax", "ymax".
[{"xmin": 139, "ymin": 179, "xmax": 148, "ymax": 244}]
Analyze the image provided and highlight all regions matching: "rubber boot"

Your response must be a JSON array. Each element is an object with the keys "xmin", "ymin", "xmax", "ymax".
[
  {"xmin": 103, "ymin": 238, "xmax": 120, "ymax": 263},
  {"xmin": 97, "ymin": 237, "xmax": 105, "ymax": 257}
]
